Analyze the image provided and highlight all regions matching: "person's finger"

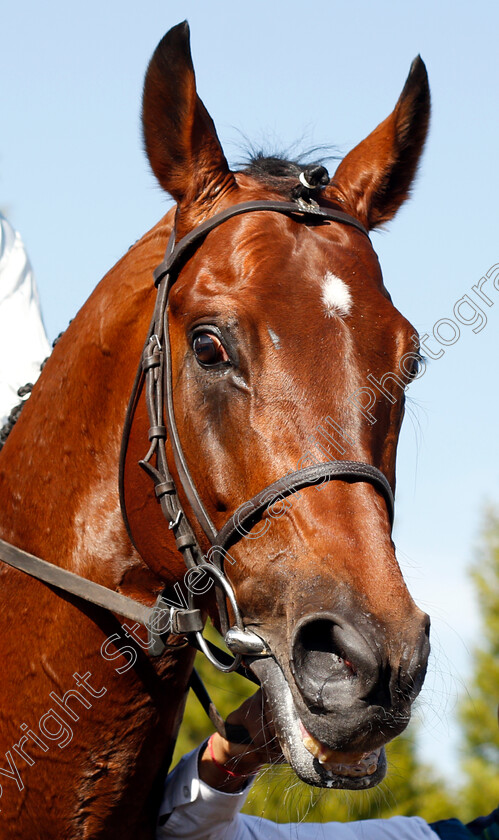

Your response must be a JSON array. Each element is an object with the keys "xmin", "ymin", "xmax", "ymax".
[{"xmin": 224, "ymin": 690, "xmax": 282, "ymax": 762}]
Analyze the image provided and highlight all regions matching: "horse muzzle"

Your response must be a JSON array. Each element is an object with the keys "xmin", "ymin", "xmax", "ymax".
[
  {"xmin": 249, "ymin": 655, "xmax": 388, "ymax": 789},
  {"xmin": 246, "ymin": 607, "xmax": 430, "ymax": 790}
]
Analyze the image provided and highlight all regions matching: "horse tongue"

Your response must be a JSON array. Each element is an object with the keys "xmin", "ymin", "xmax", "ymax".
[{"xmin": 299, "ymin": 722, "xmax": 379, "ymax": 777}]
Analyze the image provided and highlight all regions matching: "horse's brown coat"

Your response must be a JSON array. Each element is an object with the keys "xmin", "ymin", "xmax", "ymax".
[{"xmin": 0, "ymin": 21, "xmax": 430, "ymax": 837}]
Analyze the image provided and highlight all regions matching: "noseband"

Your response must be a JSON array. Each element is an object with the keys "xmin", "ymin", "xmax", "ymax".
[{"xmin": 119, "ymin": 197, "xmax": 394, "ymax": 671}]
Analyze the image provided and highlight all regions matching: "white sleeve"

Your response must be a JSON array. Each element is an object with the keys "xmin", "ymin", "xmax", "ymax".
[
  {"xmin": 156, "ymin": 742, "xmax": 255, "ymax": 840},
  {"xmin": 0, "ymin": 214, "xmax": 51, "ymax": 426},
  {"xmin": 233, "ymin": 814, "xmax": 440, "ymax": 840},
  {"xmin": 156, "ymin": 743, "xmax": 440, "ymax": 840}
]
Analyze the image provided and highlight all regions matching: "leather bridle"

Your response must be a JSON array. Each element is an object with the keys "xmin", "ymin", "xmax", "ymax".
[
  {"xmin": 119, "ymin": 196, "xmax": 394, "ymax": 672},
  {"xmin": 0, "ymin": 192, "xmax": 395, "ymax": 743}
]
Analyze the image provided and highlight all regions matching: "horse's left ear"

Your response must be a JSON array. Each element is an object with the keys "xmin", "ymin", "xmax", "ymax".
[
  {"xmin": 142, "ymin": 22, "xmax": 236, "ymax": 208},
  {"xmin": 328, "ymin": 57, "xmax": 430, "ymax": 230}
]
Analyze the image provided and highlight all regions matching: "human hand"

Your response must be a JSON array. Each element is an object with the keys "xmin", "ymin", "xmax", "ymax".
[{"xmin": 198, "ymin": 689, "xmax": 283, "ymax": 792}]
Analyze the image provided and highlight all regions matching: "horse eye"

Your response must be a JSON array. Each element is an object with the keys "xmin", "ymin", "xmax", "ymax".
[{"xmin": 192, "ymin": 332, "xmax": 230, "ymax": 366}]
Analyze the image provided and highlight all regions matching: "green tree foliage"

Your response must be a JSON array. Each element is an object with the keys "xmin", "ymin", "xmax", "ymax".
[
  {"xmin": 458, "ymin": 508, "xmax": 499, "ymax": 820},
  {"xmin": 172, "ymin": 623, "xmax": 455, "ymax": 824}
]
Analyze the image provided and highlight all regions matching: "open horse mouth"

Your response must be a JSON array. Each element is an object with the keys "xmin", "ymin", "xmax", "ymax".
[
  {"xmin": 299, "ymin": 724, "xmax": 382, "ymax": 780},
  {"xmin": 250, "ymin": 657, "xmax": 387, "ymax": 790}
]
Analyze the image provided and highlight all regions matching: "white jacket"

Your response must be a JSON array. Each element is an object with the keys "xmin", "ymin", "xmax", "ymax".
[{"xmin": 0, "ymin": 214, "xmax": 50, "ymax": 426}]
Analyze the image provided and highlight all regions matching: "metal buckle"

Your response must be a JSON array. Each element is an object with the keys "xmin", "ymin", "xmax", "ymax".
[
  {"xmin": 296, "ymin": 196, "xmax": 321, "ymax": 213},
  {"xmin": 188, "ymin": 563, "xmax": 268, "ymax": 672},
  {"xmin": 168, "ymin": 510, "xmax": 182, "ymax": 530},
  {"xmin": 149, "ymin": 333, "xmax": 162, "ymax": 351},
  {"xmin": 146, "ymin": 593, "xmax": 204, "ymax": 656}
]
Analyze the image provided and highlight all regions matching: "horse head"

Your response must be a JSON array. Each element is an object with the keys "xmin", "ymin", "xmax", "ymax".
[{"xmin": 126, "ymin": 22, "xmax": 431, "ymax": 790}]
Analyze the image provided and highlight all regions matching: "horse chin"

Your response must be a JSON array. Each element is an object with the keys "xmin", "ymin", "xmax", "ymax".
[{"xmin": 249, "ymin": 657, "xmax": 387, "ymax": 790}]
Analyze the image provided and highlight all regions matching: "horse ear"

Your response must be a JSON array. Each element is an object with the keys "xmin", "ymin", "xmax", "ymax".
[
  {"xmin": 328, "ymin": 57, "xmax": 430, "ymax": 230},
  {"xmin": 142, "ymin": 22, "xmax": 236, "ymax": 207}
]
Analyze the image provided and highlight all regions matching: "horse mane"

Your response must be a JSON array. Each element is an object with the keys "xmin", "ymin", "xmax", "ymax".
[
  {"xmin": 0, "ymin": 387, "xmax": 32, "ymax": 450},
  {"xmin": 0, "ymin": 328, "xmax": 66, "ymax": 452}
]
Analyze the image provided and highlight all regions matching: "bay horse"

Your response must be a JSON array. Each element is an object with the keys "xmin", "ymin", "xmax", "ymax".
[{"xmin": 0, "ymin": 21, "xmax": 431, "ymax": 839}]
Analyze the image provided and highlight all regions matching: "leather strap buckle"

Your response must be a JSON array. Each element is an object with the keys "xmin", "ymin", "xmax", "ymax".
[{"xmin": 146, "ymin": 592, "xmax": 204, "ymax": 657}]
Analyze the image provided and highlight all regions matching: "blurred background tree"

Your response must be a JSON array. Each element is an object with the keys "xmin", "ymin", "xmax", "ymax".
[{"xmin": 458, "ymin": 507, "xmax": 499, "ymax": 822}]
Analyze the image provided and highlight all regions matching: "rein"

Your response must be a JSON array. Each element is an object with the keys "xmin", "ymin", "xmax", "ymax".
[{"xmin": 0, "ymin": 195, "xmax": 394, "ymax": 743}]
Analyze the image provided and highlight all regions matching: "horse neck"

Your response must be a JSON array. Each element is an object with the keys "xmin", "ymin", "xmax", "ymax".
[
  {"xmin": 0, "ymin": 213, "xmax": 177, "ymax": 589},
  {"xmin": 0, "ymin": 212, "xmax": 203, "ymax": 837}
]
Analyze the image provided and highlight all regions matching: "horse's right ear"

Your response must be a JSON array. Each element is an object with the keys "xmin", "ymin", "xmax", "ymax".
[{"xmin": 142, "ymin": 22, "xmax": 236, "ymax": 208}]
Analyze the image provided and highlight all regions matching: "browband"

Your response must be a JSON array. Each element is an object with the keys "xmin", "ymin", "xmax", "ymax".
[{"xmin": 154, "ymin": 199, "xmax": 370, "ymax": 287}]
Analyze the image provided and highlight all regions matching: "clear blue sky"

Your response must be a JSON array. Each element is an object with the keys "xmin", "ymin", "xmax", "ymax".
[{"xmin": 2, "ymin": 0, "xmax": 499, "ymax": 787}]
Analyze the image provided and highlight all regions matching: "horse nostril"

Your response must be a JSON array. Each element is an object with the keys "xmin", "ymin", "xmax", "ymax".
[
  {"xmin": 290, "ymin": 614, "xmax": 379, "ymax": 712},
  {"xmin": 295, "ymin": 619, "xmax": 355, "ymax": 671},
  {"xmin": 397, "ymin": 612, "xmax": 431, "ymax": 702}
]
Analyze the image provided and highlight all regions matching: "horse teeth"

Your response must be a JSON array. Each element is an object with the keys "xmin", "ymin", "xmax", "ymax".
[
  {"xmin": 301, "ymin": 733, "xmax": 324, "ymax": 759},
  {"xmin": 300, "ymin": 725, "xmax": 381, "ymax": 779}
]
